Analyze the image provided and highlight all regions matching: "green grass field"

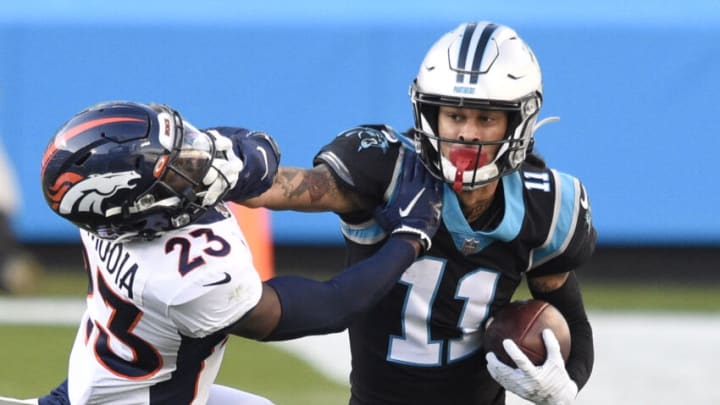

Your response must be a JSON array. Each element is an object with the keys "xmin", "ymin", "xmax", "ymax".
[
  {"xmin": 1, "ymin": 271, "xmax": 718, "ymax": 403},
  {"xmin": 0, "ymin": 271, "xmax": 352, "ymax": 404},
  {"xmin": 0, "ymin": 325, "xmax": 350, "ymax": 404}
]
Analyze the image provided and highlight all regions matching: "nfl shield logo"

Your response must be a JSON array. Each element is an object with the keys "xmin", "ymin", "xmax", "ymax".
[{"xmin": 461, "ymin": 238, "xmax": 479, "ymax": 255}]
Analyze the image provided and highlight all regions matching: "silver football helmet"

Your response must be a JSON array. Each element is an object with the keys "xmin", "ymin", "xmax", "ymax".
[{"xmin": 411, "ymin": 22, "xmax": 544, "ymax": 191}]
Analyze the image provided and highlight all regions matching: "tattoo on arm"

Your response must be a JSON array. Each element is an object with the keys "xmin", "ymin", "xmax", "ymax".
[
  {"xmin": 278, "ymin": 168, "xmax": 332, "ymax": 203},
  {"xmin": 275, "ymin": 166, "xmax": 370, "ymax": 212}
]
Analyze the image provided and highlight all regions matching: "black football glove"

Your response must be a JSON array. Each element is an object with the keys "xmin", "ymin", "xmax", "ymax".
[
  {"xmin": 374, "ymin": 151, "xmax": 443, "ymax": 251},
  {"xmin": 203, "ymin": 129, "xmax": 281, "ymax": 205}
]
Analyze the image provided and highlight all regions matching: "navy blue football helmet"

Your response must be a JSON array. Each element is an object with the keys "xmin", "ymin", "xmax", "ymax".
[{"xmin": 41, "ymin": 101, "xmax": 218, "ymax": 240}]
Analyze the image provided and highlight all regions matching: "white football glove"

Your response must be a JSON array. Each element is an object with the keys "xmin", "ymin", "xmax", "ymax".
[
  {"xmin": 201, "ymin": 130, "xmax": 244, "ymax": 206},
  {"xmin": 486, "ymin": 329, "xmax": 578, "ymax": 405}
]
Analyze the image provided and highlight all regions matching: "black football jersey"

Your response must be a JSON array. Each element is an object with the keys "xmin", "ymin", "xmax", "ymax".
[{"xmin": 314, "ymin": 125, "xmax": 596, "ymax": 405}]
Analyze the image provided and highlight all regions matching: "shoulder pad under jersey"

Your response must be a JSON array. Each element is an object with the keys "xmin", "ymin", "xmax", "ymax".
[{"xmin": 313, "ymin": 124, "xmax": 402, "ymax": 195}]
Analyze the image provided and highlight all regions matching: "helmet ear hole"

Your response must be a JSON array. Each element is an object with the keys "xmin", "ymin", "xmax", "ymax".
[
  {"xmin": 506, "ymin": 111, "xmax": 523, "ymax": 139},
  {"xmin": 421, "ymin": 104, "xmax": 440, "ymax": 137},
  {"xmin": 134, "ymin": 156, "xmax": 143, "ymax": 171},
  {"xmin": 74, "ymin": 152, "xmax": 92, "ymax": 166}
]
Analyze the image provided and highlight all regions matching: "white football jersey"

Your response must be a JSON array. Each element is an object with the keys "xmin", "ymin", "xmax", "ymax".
[{"xmin": 66, "ymin": 206, "xmax": 263, "ymax": 404}]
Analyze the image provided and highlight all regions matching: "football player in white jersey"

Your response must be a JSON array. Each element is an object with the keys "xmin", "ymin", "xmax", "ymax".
[{"xmin": 34, "ymin": 101, "xmax": 442, "ymax": 404}]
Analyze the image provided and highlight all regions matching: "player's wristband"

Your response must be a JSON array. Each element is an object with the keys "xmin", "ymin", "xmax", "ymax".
[{"xmin": 392, "ymin": 225, "xmax": 432, "ymax": 251}]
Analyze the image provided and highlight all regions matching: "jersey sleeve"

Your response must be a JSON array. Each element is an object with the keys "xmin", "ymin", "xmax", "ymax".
[
  {"xmin": 169, "ymin": 268, "xmax": 262, "ymax": 338},
  {"xmin": 313, "ymin": 125, "xmax": 403, "ymax": 205},
  {"xmin": 527, "ymin": 171, "xmax": 597, "ymax": 277},
  {"xmin": 167, "ymin": 221, "xmax": 264, "ymax": 338}
]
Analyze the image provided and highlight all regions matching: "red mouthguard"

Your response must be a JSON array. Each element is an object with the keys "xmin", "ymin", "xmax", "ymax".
[{"xmin": 448, "ymin": 148, "xmax": 487, "ymax": 192}]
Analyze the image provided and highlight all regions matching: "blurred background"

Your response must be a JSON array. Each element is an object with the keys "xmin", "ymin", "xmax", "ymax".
[
  {"xmin": 1, "ymin": 0, "xmax": 720, "ymax": 282},
  {"xmin": 1, "ymin": 1, "xmax": 719, "ymax": 404}
]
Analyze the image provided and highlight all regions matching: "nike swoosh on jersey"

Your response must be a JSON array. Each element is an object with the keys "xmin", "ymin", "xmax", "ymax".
[
  {"xmin": 203, "ymin": 272, "xmax": 232, "ymax": 287},
  {"xmin": 398, "ymin": 188, "xmax": 426, "ymax": 218}
]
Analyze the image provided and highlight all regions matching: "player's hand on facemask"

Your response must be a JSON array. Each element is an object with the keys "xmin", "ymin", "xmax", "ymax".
[
  {"xmin": 486, "ymin": 329, "xmax": 578, "ymax": 405},
  {"xmin": 201, "ymin": 130, "xmax": 244, "ymax": 206},
  {"xmin": 374, "ymin": 151, "xmax": 443, "ymax": 251},
  {"xmin": 202, "ymin": 129, "xmax": 281, "ymax": 206}
]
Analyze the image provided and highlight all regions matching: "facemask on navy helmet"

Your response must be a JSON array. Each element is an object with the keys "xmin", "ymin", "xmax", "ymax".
[
  {"xmin": 41, "ymin": 101, "xmax": 219, "ymax": 241},
  {"xmin": 410, "ymin": 22, "xmax": 548, "ymax": 191}
]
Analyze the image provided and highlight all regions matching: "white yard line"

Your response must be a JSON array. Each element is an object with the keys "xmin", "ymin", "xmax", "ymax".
[
  {"xmin": 0, "ymin": 297, "xmax": 85, "ymax": 325},
  {"xmin": 2, "ymin": 298, "xmax": 719, "ymax": 404}
]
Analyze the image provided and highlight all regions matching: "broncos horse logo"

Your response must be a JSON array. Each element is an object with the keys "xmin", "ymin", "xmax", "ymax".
[{"xmin": 47, "ymin": 171, "xmax": 141, "ymax": 216}]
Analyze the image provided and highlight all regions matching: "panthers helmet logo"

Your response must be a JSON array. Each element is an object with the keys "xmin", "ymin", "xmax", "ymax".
[{"xmin": 47, "ymin": 171, "xmax": 141, "ymax": 216}]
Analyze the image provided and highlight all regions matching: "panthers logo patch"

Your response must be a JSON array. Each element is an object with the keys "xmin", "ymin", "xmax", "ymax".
[{"xmin": 340, "ymin": 127, "xmax": 396, "ymax": 153}]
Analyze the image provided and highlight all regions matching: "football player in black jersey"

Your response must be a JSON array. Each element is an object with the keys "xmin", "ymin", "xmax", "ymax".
[{"xmin": 240, "ymin": 22, "xmax": 596, "ymax": 405}]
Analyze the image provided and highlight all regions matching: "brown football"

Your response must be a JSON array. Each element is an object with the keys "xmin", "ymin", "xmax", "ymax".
[{"xmin": 484, "ymin": 299, "xmax": 571, "ymax": 366}]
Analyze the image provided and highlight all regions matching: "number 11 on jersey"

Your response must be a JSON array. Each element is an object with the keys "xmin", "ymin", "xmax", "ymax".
[{"xmin": 387, "ymin": 257, "xmax": 499, "ymax": 366}]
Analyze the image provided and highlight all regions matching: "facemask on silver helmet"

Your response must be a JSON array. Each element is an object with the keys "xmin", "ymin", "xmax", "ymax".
[{"xmin": 410, "ymin": 22, "xmax": 544, "ymax": 191}]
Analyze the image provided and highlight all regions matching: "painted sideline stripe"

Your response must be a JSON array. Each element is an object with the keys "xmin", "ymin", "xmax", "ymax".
[{"xmin": 0, "ymin": 297, "xmax": 85, "ymax": 325}]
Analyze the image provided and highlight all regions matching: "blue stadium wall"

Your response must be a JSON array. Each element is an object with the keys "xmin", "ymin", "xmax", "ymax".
[{"xmin": 1, "ymin": 0, "xmax": 718, "ymax": 246}]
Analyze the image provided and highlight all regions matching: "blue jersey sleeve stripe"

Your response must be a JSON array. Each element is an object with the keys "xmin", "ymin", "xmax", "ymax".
[
  {"xmin": 341, "ymin": 219, "xmax": 388, "ymax": 245},
  {"xmin": 529, "ymin": 170, "xmax": 580, "ymax": 269},
  {"xmin": 498, "ymin": 171, "xmax": 526, "ymax": 241},
  {"xmin": 397, "ymin": 133, "xmax": 415, "ymax": 148}
]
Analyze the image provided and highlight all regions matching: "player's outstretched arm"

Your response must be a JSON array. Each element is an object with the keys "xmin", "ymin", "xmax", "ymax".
[
  {"xmin": 228, "ymin": 153, "xmax": 443, "ymax": 341},
  {"xmin": 243, "ymin": 165, "xmax": 368, "ymax": 214},
  {"xmin": 230, "ymin": 236, "xmax": 421, "ymax": 340}
]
